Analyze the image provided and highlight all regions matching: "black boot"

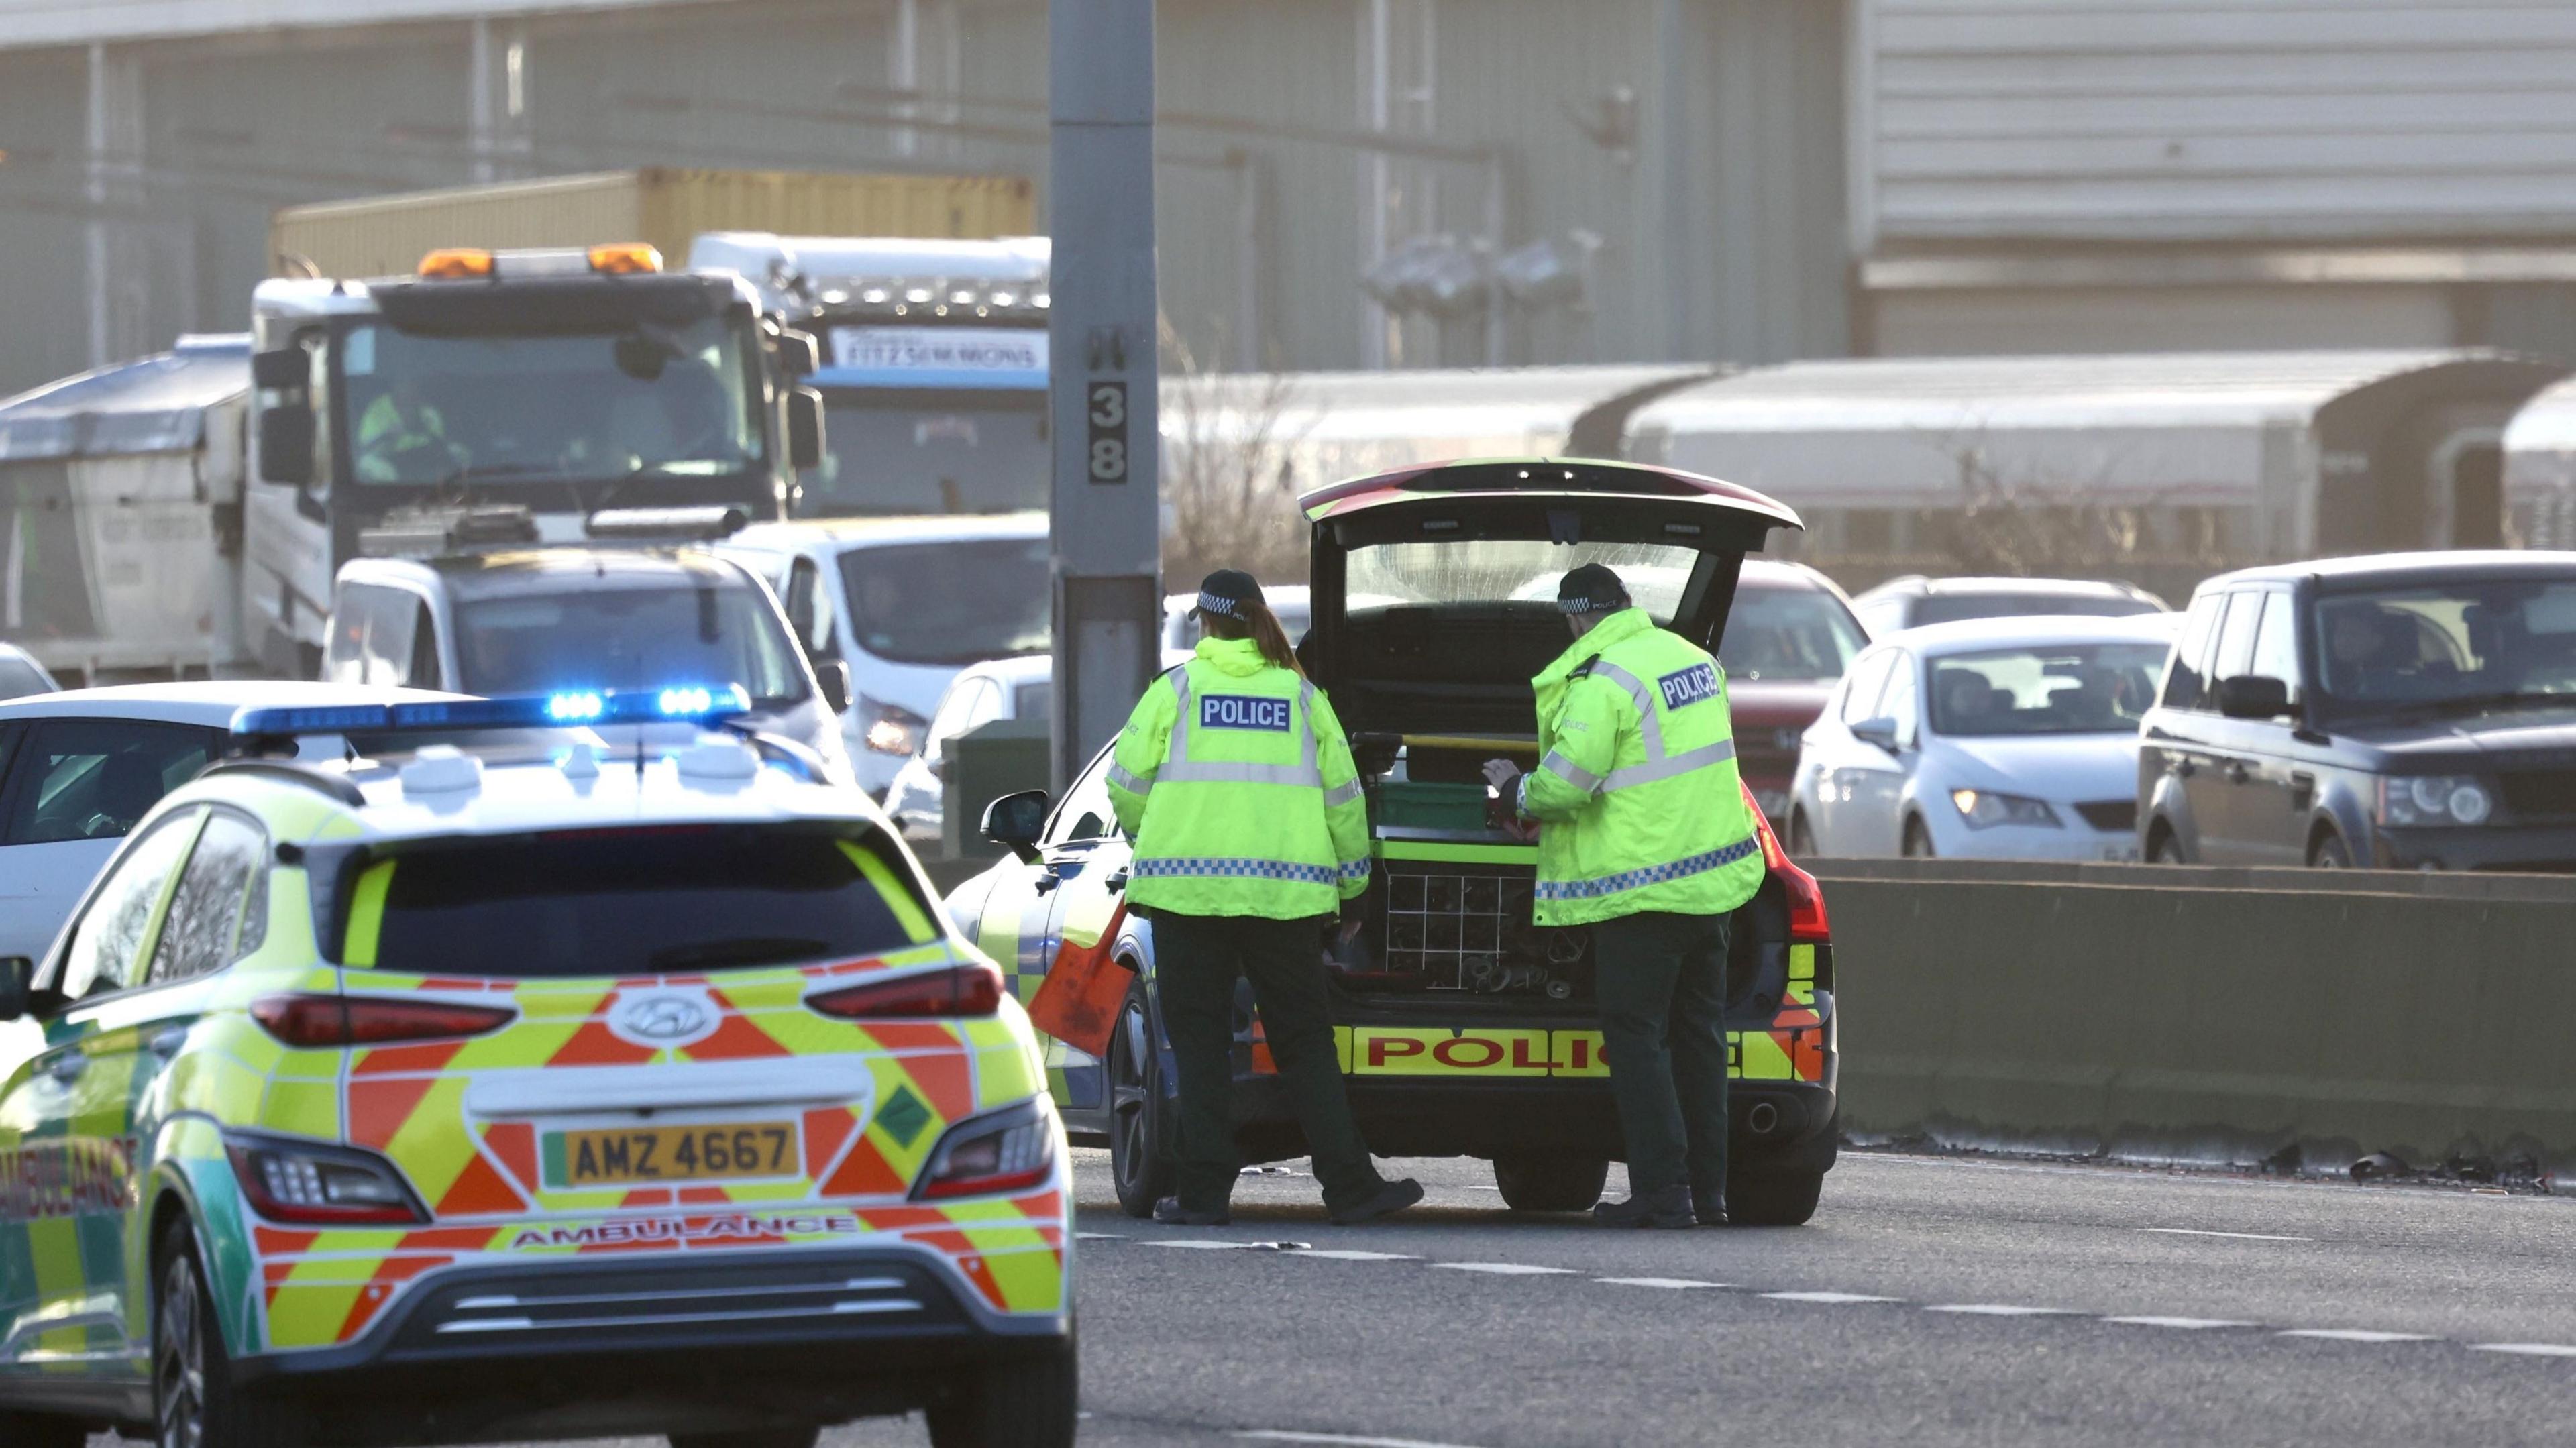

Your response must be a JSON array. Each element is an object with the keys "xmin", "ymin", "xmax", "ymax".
[
  {"xmin": 1327, "ymin": 1178, "xmax": 1424, "ymax": 1225},
  {"xmin": 1153, "ymin": 1196, "xmax": 1231, "ymax": 1227},
  {"xmin": 1593, "ymin": 1184, "xmax": 1695, "ymax": 1229}
]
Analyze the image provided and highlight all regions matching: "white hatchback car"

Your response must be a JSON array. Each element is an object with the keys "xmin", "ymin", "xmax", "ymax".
[
  {"xmin": 1788, "ymin": 614, "xmax": 2178, "ymax": 862},
  {"xmin": 882, "ymin": 653, "xmax": 1053, "ymax": 843},
  {"xmin": 0, "ymin": 682, "xmax": 456, "ymax": 962}
]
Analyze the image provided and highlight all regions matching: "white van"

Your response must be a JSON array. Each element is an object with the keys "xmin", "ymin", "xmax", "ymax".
[{"xmin": 718, "ymin": 512, "xmax": 1050, "ymax": 795}]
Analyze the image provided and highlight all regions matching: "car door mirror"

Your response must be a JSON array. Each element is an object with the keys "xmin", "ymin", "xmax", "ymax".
[
  {"xmin": 251, "ymin": 346, "xmax": 309, "ymax": 390},
  {"xmin": 0, "ymin": 957, "xmax": 32, "ymax": 1022},
  {"xmin": 773, "ymin": 328, "xmax": 820, "ymax": 377},
  {"xmin": 814, "ymin": 659, "xmax": 851, "ymax": 715},
  {"xmin": 1850, "ymin": 716, "xmax": 1902, "ymax": 753},
  {"xmin": 258, "ymin": 404, "xmax": 315, "ymax": 486},
  {"xmin": 982, "ymin": 789, "xmax": 1051, "ymax": 863},
  {"xmin": 786, "ymin": 386, "xmax": 827, "ymax": 472},
  {"xmin": 2216, "ymin": 675, "xmax": 2291, "ymax": 721}
]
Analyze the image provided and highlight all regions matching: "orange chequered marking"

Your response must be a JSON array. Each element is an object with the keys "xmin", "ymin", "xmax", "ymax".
[
  {"xmin": 896, "ymin": 1052, "xmax": 973, "ymax": 1119},
  {"xmin": 624, "ymin": 1188, "xmax": 674, "ymax": 1208},
  {"xmin": 681, "ymin": 1014, "xmax": 792, "ymax": 1061},
  {"xmin": 483, "ymin": 1121, "xmax": 539, "ymax": 1187},
  {"xmin": 333, "ymin": 1255, "xmax": 451, "ymax": 1341},
  {"xmin": 433, "ymin": 1154, "xmax": 525, "ymax": 1216},
  {"xmin": 863, "ymin": 1023, "xmax": 962, "ymax": 1052},
  {"xmin": 822, "ymin": 1136, "xmax": 906, "ymax": 1197},
  {"xmin": 350, "ymin": 1076, "xmax": 443, "ymax": 1150},
  {"xmin": 352, "ymin": 1040, "xmax": 468, "ymax": 1077},
  {"xmin": 545, "ymin": 1019, "xmax": 658, "ymax": 1067},
  {"xmin": 802, "ymin": 1105, "xmax": 857, "ymax": 1170},
  {"xmin": 255, "ymin": 1228, "xmax": 319, "ymax": 1256}
]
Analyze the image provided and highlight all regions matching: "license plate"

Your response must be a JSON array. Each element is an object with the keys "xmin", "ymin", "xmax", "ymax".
[{"xmin": 543, "ymin": 1121, "xmax": 801, "ymax": 1188}]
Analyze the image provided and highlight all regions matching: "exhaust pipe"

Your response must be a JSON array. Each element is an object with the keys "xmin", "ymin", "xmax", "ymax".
[{"xmin": 1746, "ymin": 1101, "xmax": 1780, "ymax": 1136}]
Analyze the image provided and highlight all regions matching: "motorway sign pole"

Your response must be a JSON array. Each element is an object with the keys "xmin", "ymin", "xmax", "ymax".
[{"xmin": 1047, "ymin": 0, "xmax": 1163, "ymax": 794}]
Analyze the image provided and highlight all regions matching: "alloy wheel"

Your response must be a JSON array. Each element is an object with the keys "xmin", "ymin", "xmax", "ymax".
[
  {"xmin": 156, "ymin": 1252, "xmax": 206, "ymax": 1448},
  {"xmin": 1109, "ymin": 997, "xmax": 1152, "ymax": 1192}
]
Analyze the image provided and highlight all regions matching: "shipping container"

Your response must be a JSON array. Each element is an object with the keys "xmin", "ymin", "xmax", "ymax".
[{"xmin": 269, "ymin": 168, "xmax": 1036, "ymax": 280}]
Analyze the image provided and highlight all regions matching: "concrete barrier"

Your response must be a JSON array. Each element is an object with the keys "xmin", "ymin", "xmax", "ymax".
[{"xmin": 1815, "ymin": 859, "xmax": 2576, "ymax": 1179}]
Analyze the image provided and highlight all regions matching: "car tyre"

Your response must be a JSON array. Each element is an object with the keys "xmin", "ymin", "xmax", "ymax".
[
  {"xmin": 1901, "ymin": 818, "xmax": 1935, "ymax": 859},
  {"xmin": 1786, "ymin": 810, "xmax": 1817, "ymax": 858},
  {"xmin": 1491, "ymin": 1154, "xmax": 1611, "ymax": 1213},
  {"xmin": 2310, "ymin": 830, "xmax": 2352, "ymax": 869},
  {"xmin": 925, "ymin": 1337, "xmax": 1077, "ymax": 1448},
  {"xmin": 669, "ymin": 1430, "xmax": 821, "ymax": 1448},
  {"xmin": 156, "ymin": 1221, "xmax": 304, "ymax": 1448},
  {"xmin": 1725, "ymin": 1166, "xmax": 1825, "ymax": 1227},
  {"xmin": 0, "ymin": 1410, "xmax": 86, "ymax": 1448},
  {"xmin": 1108, "ymin": 981, "xmax": 1175, "ymax": 1219}
]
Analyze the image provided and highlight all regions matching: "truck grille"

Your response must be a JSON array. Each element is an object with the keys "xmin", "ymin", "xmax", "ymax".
[{"xmin": 1377, "ymin": 862, "xmax": 1582, "ymax": 997}]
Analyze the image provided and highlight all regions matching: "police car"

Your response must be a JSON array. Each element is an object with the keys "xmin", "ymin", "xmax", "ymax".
[
  {"xmin": 947, "ymin": 458, "xmax": 1839, "ymax": 1226},
  {"xmin": 0, "ymin": 689, "xmax": 1073, "ymax": 1448}
]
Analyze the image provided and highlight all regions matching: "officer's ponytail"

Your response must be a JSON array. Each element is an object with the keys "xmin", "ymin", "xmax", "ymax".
[{"xmin": 1203, "ymin": 598, "xmax": 1305, "ymax": 677}]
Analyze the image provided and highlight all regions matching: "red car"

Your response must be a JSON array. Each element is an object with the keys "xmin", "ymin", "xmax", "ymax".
[{"xmin": 1719, "ymin": 561, "xmax": 1870, "ymax": 824}]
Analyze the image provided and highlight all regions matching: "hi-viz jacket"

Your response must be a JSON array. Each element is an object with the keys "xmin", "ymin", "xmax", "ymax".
[
  {"xmin": 1105, "ymin": 635, "xmax": 1372, "ymax": 920},
  {"xmin": 1516, "ymin": 606, "xmax": 1764, "ymax": 926}
]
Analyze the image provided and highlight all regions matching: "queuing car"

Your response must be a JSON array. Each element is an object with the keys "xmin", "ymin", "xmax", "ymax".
[
  {"xmin": 325, "ymin": 543, "xmax": 853, "ymax": 783},
  {"xmin": 2141, "ymin": 551, "xmax": 2576, "ymax": 869},
  {"xmin": 1717, "ymin": 562, "xmax": 1869, "ymax": 823},
  {"xmin": 0, "ymin": 682, "xmax": 462, "ymax": 964},
  {"xmin": 718, "ymin": 513, "xmax": 1049, "ymax": 795},
  {"xmin": 883, "ymin": 654, "xmax": 1054, "ymax": 843},
  {"xmin": 1850, "ymin": 575, "xmax": 2166, "ymax": 635},
  {"xmin": 0, "ymin": 645, "xmax": 57, "ymax": 700},
  {"xmin": 1789, "ymin": 616, "xmax": 2176, "ymax": 861},
  {"xmin": 0, "ymin": 689, "xmax": 1073, "ymax": 1448},
  {"xmin": 947, "ymin": 458, "xmax": 1841, "ymax": 1226}
]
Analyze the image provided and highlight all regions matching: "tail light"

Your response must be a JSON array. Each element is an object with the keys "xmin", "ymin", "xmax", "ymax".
[
  {"xmin": 808, "ymin": 962, "xmax": 1004, "ymax": 1019},
  {"xmin": 914, "ymin": 1099, "xmax": 1058, "ymax": 1201},
  {"xmin": 225, "ymin": 1134, "xmax": 426, "ymax": 1225},
  {"xmin": 251, "ymin": 994, "xmax": 516, "ymax": 1048},
  {"xmin": 1743, "ymin": 781, "xmax": 1831, "ymax": 944}
]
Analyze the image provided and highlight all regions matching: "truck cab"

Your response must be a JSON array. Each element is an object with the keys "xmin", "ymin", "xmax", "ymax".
[
  {"xmin": 245, "ymin": 244, "xmax": 826, "ymax": 676},
  {"xmin": 688, "ymin": 233, "xmax": 1051, "ymax": 519}
]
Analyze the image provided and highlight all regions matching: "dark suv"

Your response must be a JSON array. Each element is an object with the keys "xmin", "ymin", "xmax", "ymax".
[{"xmin": 2139, "ymin": 551, "xmax": 2576, "ymax": 870}]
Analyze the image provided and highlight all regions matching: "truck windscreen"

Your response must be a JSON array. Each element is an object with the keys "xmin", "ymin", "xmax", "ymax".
[
  {"xmin": 801, "ymin": 392, "xmax": 1048, "ymax": 517},
  {"xmin": 341, "ymin": 314, "xmax": 763, "ymax": 488}
]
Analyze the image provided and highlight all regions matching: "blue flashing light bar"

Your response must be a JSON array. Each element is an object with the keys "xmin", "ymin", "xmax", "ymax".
[{"xmin": 233, "ymin": 685, "xmax": 752, "ymax": 738}]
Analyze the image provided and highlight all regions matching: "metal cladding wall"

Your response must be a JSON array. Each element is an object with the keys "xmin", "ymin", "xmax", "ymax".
[
  {"xmin": 1854, "ymin": 0, "xmax": 2576, "ymax": 249},
  {"xmin": 1818, "ymin": 858, "xmax": 2576, "ymax": 1178},
  {"xmin": 0, "ymin": 0, "xmax": 1857, "ymax": 397}
]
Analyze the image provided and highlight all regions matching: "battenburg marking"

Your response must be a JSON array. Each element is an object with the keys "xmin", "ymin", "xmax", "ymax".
[
  {"xmin": 1200, "ymin": 695, "xmax": 1293, "ymax": 731},
  {"xmin": 1658, "ymin": 662, "xmax": 1722, "ymax": 710}
]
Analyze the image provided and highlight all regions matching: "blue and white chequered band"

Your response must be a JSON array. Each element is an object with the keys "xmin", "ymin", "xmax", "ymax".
[
  {"xmin": 1196, "ymin": 590, "xmax": 1241, "ymax": 617},
  {"xmin": 1532, "ymin": 835, "xmax": 1761, "ymax": 902},
  {"xmin": 1133, "ymin": 856, "xmax": 1337, "ymax": 885}
]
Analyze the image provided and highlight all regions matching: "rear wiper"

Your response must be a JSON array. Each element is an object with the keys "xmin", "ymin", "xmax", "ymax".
[{"xmin": 646, "ymin": 936, "xmax": 831, "ymax": 971}]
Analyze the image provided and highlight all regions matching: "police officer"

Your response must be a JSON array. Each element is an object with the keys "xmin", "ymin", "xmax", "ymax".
[
  {"xmin": 1106, "ymin": 569, "xmax": 1424, "ymax": 1227},
  {"xmin": 1483, "ymin": 563, "xmax": 1764, "ymax": 1228}
]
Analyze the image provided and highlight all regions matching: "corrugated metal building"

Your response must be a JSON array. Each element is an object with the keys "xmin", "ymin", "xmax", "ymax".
[
  {"xmin": 1850, "ymin": 0, "xmax": 2576, "ymax": 358},
  {"xmin": 0, "ymin": 0, "xmax": 1852, "ymax": 398}
]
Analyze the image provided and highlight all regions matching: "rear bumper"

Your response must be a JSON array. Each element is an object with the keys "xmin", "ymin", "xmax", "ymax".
[
  {"xmin": 1230, "ymin": 1073, "xmax": 1838, "ymax": 1174},
  {"xmin": 231, "ymin": 1245, "xmax": 1067, "ymax": 1445}
]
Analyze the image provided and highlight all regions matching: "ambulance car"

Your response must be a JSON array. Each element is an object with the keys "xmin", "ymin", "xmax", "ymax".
[
  {"xmin": 0, "ymin": 689, "xmax": 1072, "ymax": 1448},
  {"xmin": 945, "ymin": 458, "xmax": 1838, "ymax": 1225}
]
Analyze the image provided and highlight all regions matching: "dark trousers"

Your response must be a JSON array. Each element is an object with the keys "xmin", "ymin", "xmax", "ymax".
[
  {"xmin": 1591, "ymin": 910, "xmax": 1733, "ymax": 1199},
  {"xmin": 1152, "ymin": 911, "xmax": 1386, "ymax": 1215}
]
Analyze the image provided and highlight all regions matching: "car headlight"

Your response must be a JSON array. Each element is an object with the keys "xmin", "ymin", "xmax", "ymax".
[
  {"xmin": 2377, "ymin": 775, "xmax": 2493, "ymax": 826},
  {"xmin": 1950, "ymin": 788, "xmax": 2060, "ymax": 829},
  {"xmin": 857, "ymin": 695, "xmax": 930, "ymax": 755}
]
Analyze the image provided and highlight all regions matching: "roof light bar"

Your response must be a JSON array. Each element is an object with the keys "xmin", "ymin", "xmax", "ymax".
[{"xmin": 231, "ymin": 685, "xmax": 751, "ymax": 738}]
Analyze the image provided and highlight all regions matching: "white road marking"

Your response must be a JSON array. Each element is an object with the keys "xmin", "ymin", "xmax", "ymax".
[
  {"xmin": 1596, "ymin": 1277, "xmax": 1729, "ymax": 1290},
  {"xmin": 2143, "ymin": 1227, "xmax": 2313, "ymax": 1243},
  {"xmin": 1763, "ymin": 1291, "xmax": 1899, "ymax": 1304},
  {"xmin": 1925, "ymin": 1304, "xmax": 2071, "ymax": 1316},
  {"xmin": 1144, "ymin": 1240, "xmax": 1257, "ymax": 1250},
  {"xmin": 2102, "ymin": 1316, "xmax": 2257, "ymax": 1330},
  {"xmin": 1432, "ymin": 1262, "xmax": 1578, "ymax": 1276},
  {"xmin": 1075, "ymin": 1232, "xmax": 1126, "ymax": 1241},
  {"xmin": 2472, "ymin": 1343, "xmax": 2576, "ymax": 1357},
  {"xmin": 1231, "ymin": 1422, "xmax": 1494, "ymax": 1432},
  {"xmin": 2279, "ymin": 1329, "xmax": 2436, "ymax": 1343},
  {"xmin": 1291, "ymin": 1249, "xmax": 1421, "ymax": 1262}
]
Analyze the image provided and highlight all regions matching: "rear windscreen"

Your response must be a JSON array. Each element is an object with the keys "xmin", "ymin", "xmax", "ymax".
[{"xmin": 343, "ymin": 826, "xmax": 936, "ymax": 978}]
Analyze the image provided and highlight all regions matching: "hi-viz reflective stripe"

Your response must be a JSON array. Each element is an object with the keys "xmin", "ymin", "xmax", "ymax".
[
  {"xmin": 1155, "ymin": 666, "xmax": 1326, "ymax": 788},
  {"xmin": 1323, "ymin": 778, "xmax": 1364, "ymax": 809},
  {"xmin": 1108, "ymin": 761, "xmax": 1154, "ymax": 794},
  {"xmin": 1540, "ymin": 659, "xmax": 1738, "ymax": 796}
]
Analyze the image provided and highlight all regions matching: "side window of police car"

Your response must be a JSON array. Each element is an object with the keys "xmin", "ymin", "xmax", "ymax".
[
  {"xmin": 1049, "ymin": 753, "xmax": 1118, "ymax": 846},
  {"xmin": 56, "ymin": 807, "xmax": 203, "ymax": 1001},
  {"xmin": 144, "ymin": 812, "xmax": 269, "ymax": 986},
  {"xmin": 0, "ymin": 718, "xmax": 219, "ymax": 845}
]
